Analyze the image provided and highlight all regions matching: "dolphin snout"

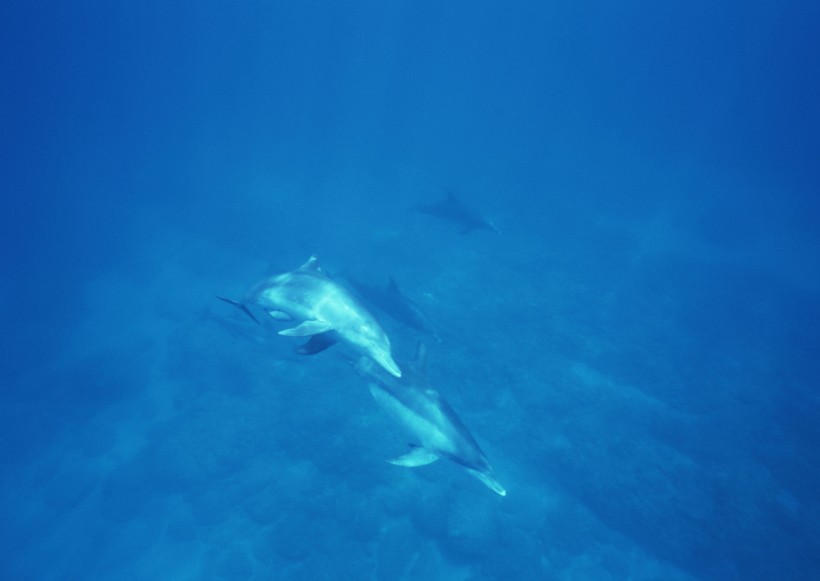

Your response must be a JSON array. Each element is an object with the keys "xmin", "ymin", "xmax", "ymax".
[
  {"xmin": 470, "ymin": 469, "xmax": 507, "ymax": 496},
  {"xmin": 377, "ymin": 354, "xmax": 402, "ymax": 378}
]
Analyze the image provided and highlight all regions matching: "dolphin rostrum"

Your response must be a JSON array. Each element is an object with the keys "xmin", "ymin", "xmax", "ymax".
[
  {"xmin": 346, "ymin": 275, "xmax": 441, "ymax": 342},
  {"xmin": 411, "ymin": 190, "xmax": 501, "ymax": 235},
  {"xmin": 219, "ymin": 256, "xmax": 402, "ymax": 378},
  {"xmin": 355, "ymin": 343, "xmax": 506, "ymax": 496}
]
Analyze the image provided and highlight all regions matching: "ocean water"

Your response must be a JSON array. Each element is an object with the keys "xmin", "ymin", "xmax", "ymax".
[{"xmin": 2, "ymin": 1, "xmax": 819, "ymax": 579}]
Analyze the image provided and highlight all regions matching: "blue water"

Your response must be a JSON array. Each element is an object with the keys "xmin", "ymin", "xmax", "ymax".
[{"xmin": 2, "ymin": 1, "xmax": 819, "ymax": 579}]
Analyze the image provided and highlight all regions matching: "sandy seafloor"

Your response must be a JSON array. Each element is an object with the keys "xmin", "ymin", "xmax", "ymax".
[{"xmin": 2, "ymin": 157, "xmax": 819, "ymax": 580}]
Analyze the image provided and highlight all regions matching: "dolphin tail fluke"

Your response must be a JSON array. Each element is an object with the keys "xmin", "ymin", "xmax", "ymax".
[
  {"xmin": 388, "ymin": 445, "xmax": 439, "ymax": 467},
  {"xmin": 215, "ymin": 296, "xmax": 260, "ymax": 325}
]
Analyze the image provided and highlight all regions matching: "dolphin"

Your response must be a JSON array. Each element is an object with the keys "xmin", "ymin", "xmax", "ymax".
[
  {"xmin": 354, "ymin": 343, "xmax": 506, "ymax": 496},
  {"xmin": 219, "ymin": 256, "xmax": 402, "ymax": 378},
  {"xmin": 411, "ymin": 190, "xmax": 501, "ymax": 235},
  {"xmin": 346, "ymin": 275, "xmax": 441, "ymax": 342}
]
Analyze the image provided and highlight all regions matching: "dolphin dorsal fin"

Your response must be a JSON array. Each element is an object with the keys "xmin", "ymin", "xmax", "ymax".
[
  {"xmin": 413, "ymin": 342, "xmax": 428, "ymax": 375},
  {"xmin": 299, "ymin": 255, "xmax": 323, "ymax": 274},
  {"xmin": 387, "ymin": 276, "xmax": 401, "ymax": 295}
]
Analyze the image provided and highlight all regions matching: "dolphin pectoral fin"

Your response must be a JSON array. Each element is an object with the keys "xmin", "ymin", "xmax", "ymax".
[
  {"xmin": 388, "ymin": 446, "xmax": 439, "ymax": 468},
  {"xmin": 215, "ymin": 296, "xmax": 260, "ymax": 325},
  {"xmin": 279, "ymin": 320, "xmax": 333, "ymax": 337},
  {"xmin": 266, "ymin": 309, "xmax": 293, "ymax": 321},
  {"xmin": 295, "ymin": 332, "xmax": 338, "ymax": 355}
]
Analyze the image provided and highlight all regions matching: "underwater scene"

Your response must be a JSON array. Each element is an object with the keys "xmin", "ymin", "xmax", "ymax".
[{"xmin": 2, "ymin": 1, "xmax": 819, "ymax": 580}]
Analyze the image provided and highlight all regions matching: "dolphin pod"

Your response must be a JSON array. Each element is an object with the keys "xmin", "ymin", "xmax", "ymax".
[{"xmin": 219, "ymin": 247, "xmax": 504, "ymax": 496}]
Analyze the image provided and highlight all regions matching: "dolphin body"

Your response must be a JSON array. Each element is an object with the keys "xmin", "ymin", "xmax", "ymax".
[
  {"xmin": 412, "ymin": 191, "xmax": 501, "ymax": 235},
  {"xmin": 346, "ymin": 275, "xmax": 441, "ymax": 342},
  {"xmin": 220, "ymin": 256, "xmax": 402, "ymax": 378},
  {"xmin": 355, "ymin": 344, "xmax": 506, "ymax": 496}
]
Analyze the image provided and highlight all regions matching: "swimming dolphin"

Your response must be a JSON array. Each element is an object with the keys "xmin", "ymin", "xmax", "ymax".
[
  {"xmin": 346, "ymin": 275, "xmax": 441, "ymax": 342},
  {"xmin": 354, "ymin": 343, "xmax": 506, "ymax": 496},
  {"xmin": 219, "ymin": 256, "xmax": 402, "ymax": 378},
  {"xmin": 411, "ymin": 190, "xmax": 500, "ymax": 235}
]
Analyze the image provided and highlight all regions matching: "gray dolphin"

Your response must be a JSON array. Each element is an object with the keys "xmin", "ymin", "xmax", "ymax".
[
  {"xmin": 355, "ymin": 343, "xmax": 506, "ymax": 496},
  {"xmin": 412, "ymin": 190, "xmax": 501, "ymax": 235},
  {"xmin": 346, "ymin": 275, "xmax": 441, "ymax": 342},
  {"xmin": 220, "ymin": 256, "xmax": 401, "ymax": 378}
]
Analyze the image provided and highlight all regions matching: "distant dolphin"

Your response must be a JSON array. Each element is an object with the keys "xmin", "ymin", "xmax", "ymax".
[
  {"xmin": 346, "ymin": 275, "xmax": 441, "ymax": 342},
  {"xmin": 355, "ymin": 343, "xmax": 506, "ymax": 496},
  {"xmin": 412, "ymin": 190, "xmax": 500, "ymax": 235},
  {"xmin": 219, "ymin": 256, "xmax": 402, "ymax": 378}
]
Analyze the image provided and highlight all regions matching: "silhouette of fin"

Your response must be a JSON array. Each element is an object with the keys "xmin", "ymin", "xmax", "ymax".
[
  {"xmin": 387, "ymin": 276, "xmax": 401, "ymax": 295},
  {"xmin": 295, "ymin": 332, "xmax": 338, "ymax": 355},
  {"xmin": 215, "ymin": 296, "xmax": 260, "ymax": 325}
]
